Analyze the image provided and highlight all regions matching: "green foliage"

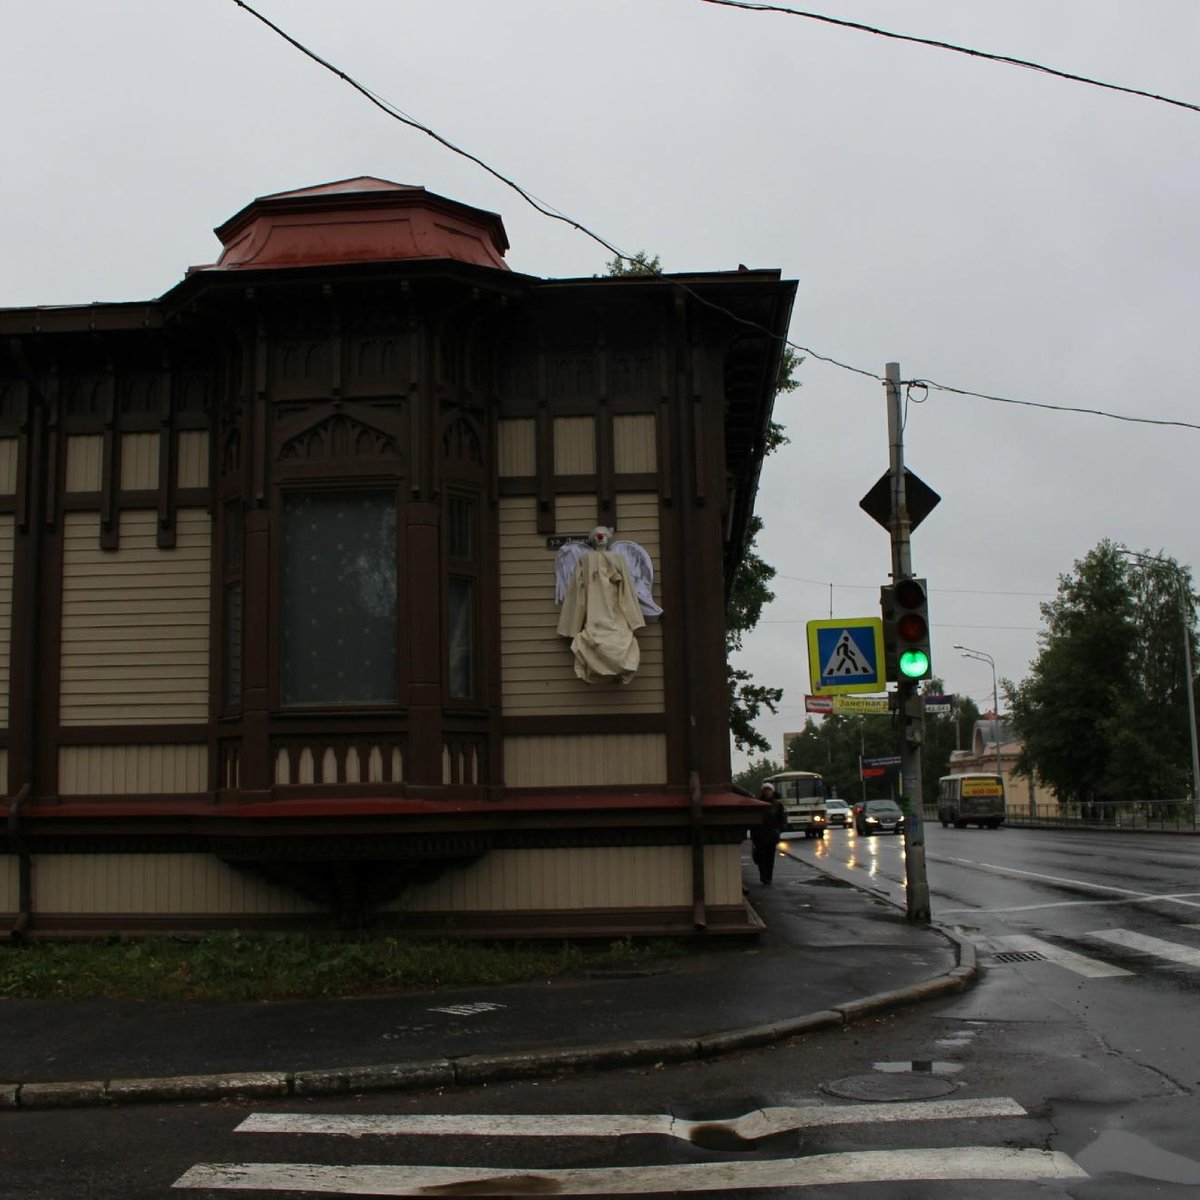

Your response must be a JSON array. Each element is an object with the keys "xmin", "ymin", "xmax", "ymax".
[
  {"xmin": 732, "ymin": 756, "xmax": 785, "ymax": 794},
  {"xmin": 0, "ymin": 933, "xmax": 684, "ymax": 1001},
  {"xmin": 1007, "ymin": 539, "xmax": 1197, "ymax": 805},
  {"xmin": 604, "ymin": 250, "xmax": 661, "ymax": 277}
]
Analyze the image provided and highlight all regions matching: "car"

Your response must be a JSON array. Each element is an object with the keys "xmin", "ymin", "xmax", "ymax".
[
  {"xmin": 854, "ymin": 799, "xmax": 906, "ymax": 835},
  {"xmin": 824, "ymin": 798, "xmax": 851, "ymax": 827}
]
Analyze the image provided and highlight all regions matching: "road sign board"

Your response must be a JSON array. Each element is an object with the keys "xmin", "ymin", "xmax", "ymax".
[
  {"xmin": 859, "ymin": 468, "xmax": 941, "ymax": 532},
  {"xmin": 807, "ymin": 618, "xmax": 886, "ymax": 695}
]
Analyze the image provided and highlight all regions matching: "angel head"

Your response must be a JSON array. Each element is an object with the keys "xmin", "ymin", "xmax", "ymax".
[{"xmin": 587, "ymin": 525, "xmax": 615, "ymax": 549}]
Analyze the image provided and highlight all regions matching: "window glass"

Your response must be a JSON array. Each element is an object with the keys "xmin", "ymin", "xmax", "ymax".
[
  {"xmin": 448, "ymin": 495, "xmax": 475, "ymax": 560},
  {"xmin": 281, "ymin": 491, "xmax": 397, "ymax": 704}
]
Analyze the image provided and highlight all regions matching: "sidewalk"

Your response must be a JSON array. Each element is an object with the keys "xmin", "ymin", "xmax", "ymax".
[{"xmin": 0, "ymin": 847, "xmax": 974, "ymax": 1110}]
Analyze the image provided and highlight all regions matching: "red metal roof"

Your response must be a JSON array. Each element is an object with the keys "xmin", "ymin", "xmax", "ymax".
[{"xmin": 190, "ymin": 176, "xmax": 510, "ymax": 275}]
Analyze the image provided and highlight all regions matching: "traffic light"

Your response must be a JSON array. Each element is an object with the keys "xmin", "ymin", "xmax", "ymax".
[{"xmin": 881, "ymin": 577, "xmax": 932, "ymax": 682}]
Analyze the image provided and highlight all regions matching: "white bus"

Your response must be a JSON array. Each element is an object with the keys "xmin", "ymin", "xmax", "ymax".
[{"xmin": 763, "ymin": 770, "xmax": 829, "ymax": 839}]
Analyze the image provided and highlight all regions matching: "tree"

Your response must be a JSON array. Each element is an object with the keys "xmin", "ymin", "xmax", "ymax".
[
  {"xmin": 604, "ymin": 250, "xmax": 661, "ymax": 277},
  {"xmin": 1006, "ymin": 539, "xmax": 1197, "ymax": 806}
]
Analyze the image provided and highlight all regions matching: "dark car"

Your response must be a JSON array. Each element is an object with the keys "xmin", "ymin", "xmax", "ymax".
[{"xmin": 854, "ymin": 799, "xmax": 905, "ymax": 835}]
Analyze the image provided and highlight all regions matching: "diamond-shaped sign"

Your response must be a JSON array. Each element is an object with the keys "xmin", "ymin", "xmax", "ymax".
[{"xmin": 860, "ymin": 469, "xmax": 940, "ymax": 532}]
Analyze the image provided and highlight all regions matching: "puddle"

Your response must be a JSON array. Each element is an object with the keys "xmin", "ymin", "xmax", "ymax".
[
  {"xmin": 873, "ymin": 1060, "xmax": 963, "ymax": 1075},
  {"xmin": 1076, "ymin": 1130, "xmax": 1200, "ymax": 1185}
]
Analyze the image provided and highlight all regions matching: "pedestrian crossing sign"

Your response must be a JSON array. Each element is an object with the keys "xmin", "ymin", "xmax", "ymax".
[{"xmin": 807, "ymin": 618, "xmax": 886, "ymax": 695}]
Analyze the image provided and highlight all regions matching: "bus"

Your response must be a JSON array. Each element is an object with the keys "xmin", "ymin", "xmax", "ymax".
[
  {"xmin": 763, "ymin": 770, "xmax": 829, "ymax": 839},
  {"xmin": 937, "ymin": 773, "xmax": 1006, "ymax": 829}
]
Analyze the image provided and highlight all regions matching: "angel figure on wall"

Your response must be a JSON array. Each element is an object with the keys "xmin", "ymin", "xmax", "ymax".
[{"xmin": 554, "ymin": 525, "xmax": 662, "ymax": 684}]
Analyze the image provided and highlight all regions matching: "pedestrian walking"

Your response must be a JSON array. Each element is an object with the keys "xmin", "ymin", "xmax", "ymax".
[{"xmin": 750, "ymin": 780, "xmax": 787, "ymax": 885}]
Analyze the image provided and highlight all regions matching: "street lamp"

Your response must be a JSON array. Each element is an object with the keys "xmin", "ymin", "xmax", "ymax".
[
  {"xmin": 954, "ymin": 644, "xmax": 1002, "ymax": 780},
  {"xmin": 1118, "ymin": 549, "xmax": 1200, "ymax": 812}
]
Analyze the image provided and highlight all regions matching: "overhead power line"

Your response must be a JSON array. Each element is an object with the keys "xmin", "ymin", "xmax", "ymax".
[
  {"xmin": 230, "ymin": 0, "xmax": 1200, "ymax": 435},
  {"xmin": 698, "ymin": 0, "xmax": 1200, "ymax": 116}
]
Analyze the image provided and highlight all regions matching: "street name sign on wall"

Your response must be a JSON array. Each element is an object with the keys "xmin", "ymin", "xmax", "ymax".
[{"xmin": 807, "ymin": 618, "xmax": 886, "ymax": 695}]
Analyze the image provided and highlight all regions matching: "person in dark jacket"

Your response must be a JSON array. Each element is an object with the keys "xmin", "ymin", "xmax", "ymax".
[{"xmin": 750, "ymin": 781, "xmax": 787, "ymax": 884}]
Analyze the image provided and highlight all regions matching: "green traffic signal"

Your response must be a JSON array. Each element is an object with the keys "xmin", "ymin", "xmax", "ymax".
[{"xmin": 899, "ymin": 648, "xmax": 931, "ymax": 679}]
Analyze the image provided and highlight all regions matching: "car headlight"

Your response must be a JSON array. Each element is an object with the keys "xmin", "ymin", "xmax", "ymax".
[{"xmin": 866, "ymin": 817, "xmax": 878, "ymax": 824}]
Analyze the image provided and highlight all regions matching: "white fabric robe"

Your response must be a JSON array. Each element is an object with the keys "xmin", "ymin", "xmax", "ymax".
[{"xmin": 555, "ymin": 550, "xmax": 646, "ymax": 684}]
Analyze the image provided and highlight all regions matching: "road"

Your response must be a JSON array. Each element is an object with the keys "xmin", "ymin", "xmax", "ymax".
[{"xmin": 4, "ymin": 824, "xmax": 1199, "ymax": 1197}]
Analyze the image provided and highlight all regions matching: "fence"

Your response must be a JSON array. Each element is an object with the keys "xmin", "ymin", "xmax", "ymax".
[{"xmin": 998, "ymin": 799, "xmax": 1198, "ymax": 833}]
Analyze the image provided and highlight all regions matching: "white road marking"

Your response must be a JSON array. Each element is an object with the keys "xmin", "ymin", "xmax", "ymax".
[
  {"xmin": 428, "ymin": 1001, "xmax": 505, "ymax": 1016},
  {"xmin": 237, "ymin": 1096, "xmax": 1027, "ymax": 1142},
  {"xmin": 933, "ymin": 856, "xmax": 1200, "ymax": 914},
  {"xmin": 174, "ymin": 1146, "xmax": 1086, "ymax": 1193},
  {"xmin": 992, "ymin": 934, "xmax": 1132, "ymax": 978},
  {"xmin": 1087, "ymin": 928, "xmax": 1200, "ymax": 967}
]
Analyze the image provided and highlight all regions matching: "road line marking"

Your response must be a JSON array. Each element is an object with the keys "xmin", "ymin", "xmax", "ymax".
[
  {"xmin": 236, "ymin": 1097, "xmax": 1027, "ymax": 1142},
  {"xmin": 993, "ymin": 935, "xmax": 1132, "ymax": 978},
  {"xmin": 941, "ymin": 895, "xmax": 1200, "ymax": 915},
  {"xmin": 932, "ymin": 856, "xmax": 1200, "ymax": 912},
  {"xmin": 1087, "ymin": 929, "xmax": 1200, "ymax": 967},
  {"xmin": 174, "ymin": 1146, "xmax": 1086, "ymax": 1193}
]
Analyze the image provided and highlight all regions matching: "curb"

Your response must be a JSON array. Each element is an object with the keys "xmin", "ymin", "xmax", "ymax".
[{"xmin": 1, "ymin": 931, "xmax": 977, "ymax": 1110}]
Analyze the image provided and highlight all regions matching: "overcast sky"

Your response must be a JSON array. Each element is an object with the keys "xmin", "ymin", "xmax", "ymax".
[{"xmin": 4, "ymin": 1, "xmax": 1197, "ymax": 769}]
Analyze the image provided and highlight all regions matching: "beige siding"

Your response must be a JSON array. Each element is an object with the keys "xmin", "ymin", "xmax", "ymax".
[
  {"xmin": 613, "ymin": 414, "xmax": 657, "ymax": 474},
  {"xmin": 59, "ymin": 745, "xmax": 207, "ymax": 795},
  {"xmin": 0, "ymin": 518, "xmax": 10, "ymax": 727},
  {"xmin": 497, "ymin": 418, "xmax": 535, "ymax": 477},
  {"xmin": 553, "ymin": 416, "xmax": 595, "ymax": 476},
  {"xmin": 504, "ymin": 733, "xmax": 666, "ymax": 787},
  {"xmin": 65, "ymin": 435, "xmax": 104, "ymax": 492},
  {"xmin": 0, "ymin": 439, "xmax": 18, "ymax": 494},
  {"xmin": 120, "ymin": 432, "xmax": 160, "ymax": 490},
  {"xmin": 30, "ymin": 854, "xmax": 322, "ymax": 916},
  {"xmin": 500, "ymin": 496, "xmax": 664, "ymax": 715},
  {"xmin": 400, "ymin": 844, "xmax": 742, "ymax": 912},
  {"xmin": 177, "ymin": 430, "xmax": 209, "ymax": 488},
  {"xmin": 60, "ymin": 508, "xmax": 212, "ymax": 725}
]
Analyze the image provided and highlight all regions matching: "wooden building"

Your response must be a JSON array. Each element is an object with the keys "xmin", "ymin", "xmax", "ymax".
[{"xmin": 0, "ymin": 177, "xmax": 795, "ymax": 939}]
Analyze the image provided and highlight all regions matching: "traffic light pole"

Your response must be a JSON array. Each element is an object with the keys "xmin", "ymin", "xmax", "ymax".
[{"xmin": 886, "ymin": 362, "xmax": 932, "ymax": 923}]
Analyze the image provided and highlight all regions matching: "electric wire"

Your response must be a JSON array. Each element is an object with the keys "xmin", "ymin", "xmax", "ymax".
[
  {"xmin": 698, "ymin": 0, "xmax": 1200, "ymax": 116},
  {"xmin": 229, "ymin": 0, "xmax": 1200, "ymax": 435}
]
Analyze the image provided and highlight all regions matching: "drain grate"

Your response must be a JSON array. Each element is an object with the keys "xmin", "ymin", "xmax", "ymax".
[{"xmin": 991, "ymin": 950, "xmax": 1046, "ymax": 963}]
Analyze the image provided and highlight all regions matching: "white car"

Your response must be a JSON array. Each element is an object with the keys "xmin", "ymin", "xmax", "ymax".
[{"xmin": 824, "ymin": 799, "xmax": 852, "ymax": 827}]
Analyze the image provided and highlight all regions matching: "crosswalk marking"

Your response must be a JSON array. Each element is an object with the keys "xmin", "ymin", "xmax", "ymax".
[
  {"xmin": 992, "ymin": 934, "xmax": 1132, "ymax": 978},
  {"xmin": 1087, "ymin": 928, "xmax": 1200, "ymax": 967},
  {"xmin": 237, "ymin": 1096, "xmax": 1027, "ymax": 1142},
  {"xmin": 174, "ymin": 1146, "xmax": 1087, "ymax": 1193}
]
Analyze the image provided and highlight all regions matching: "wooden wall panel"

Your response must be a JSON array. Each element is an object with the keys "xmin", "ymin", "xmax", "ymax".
[
  {"xmin": 0, "ymin": 517, "xmax": 11, "ymax": 728},
  {"xmin": 499, "ymin": 496, "xmax": 664, "ymax": 714},
  {"xmin": 553, "ymin": 416, "xmax": 595, "ymax": 476},
  {"xmin": 0, "ymin": 853, "xmax": 16, "ymax": 913},
  {"xmin": 120, "ymin": 432, "xmax": 160, "ymax": 490},
  {"xmin": 0, "ymin": 439, "xmax": 18, "ymax": 494},
  {"xmin": 398, "ymin": 843, "xmax": 742, "ymax": 912},
  {"xmin": 65, "ymin": 435, "xmax": 104, "ymax": 492},
  {"xmin": 59, "ymin": 745, "xmax": 208, "ymax": 795},
  {"xmin": 177, "ymin": 430, "xmax": 209, "ymax": 489},
  {"xmin": 613, "ymin": 414, "xmax": 657, "ymax": 474},
  {"xmin": 60, "ymin": 509, "xmax": 212, "ymax": 725},
  {"xmin": 503, "ymin": 733, "xmax": 667, "ymax": 787},
  {"xmin": 497, "ymin": 418, "xmax": 535, "ymax": 477},
  {"xmin": 29, "ymin": 853, "xmax": 323, "ymax": 915}
]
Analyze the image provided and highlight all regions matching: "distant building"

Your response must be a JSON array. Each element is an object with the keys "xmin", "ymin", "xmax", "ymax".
[{"xmin": 0, "ymin": 177, "xmax": 795, "ymax": 938}]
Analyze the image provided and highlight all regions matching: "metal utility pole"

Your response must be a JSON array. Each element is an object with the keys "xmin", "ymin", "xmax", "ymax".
[{"xmin": 886, "ymin": 362, "xmax": 931, "ymax": 923}]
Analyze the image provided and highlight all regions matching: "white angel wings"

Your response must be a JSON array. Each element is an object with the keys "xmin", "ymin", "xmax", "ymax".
[{"xmin": 554, "ymin": 538, "xmax": 663, "ymax": 618}]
